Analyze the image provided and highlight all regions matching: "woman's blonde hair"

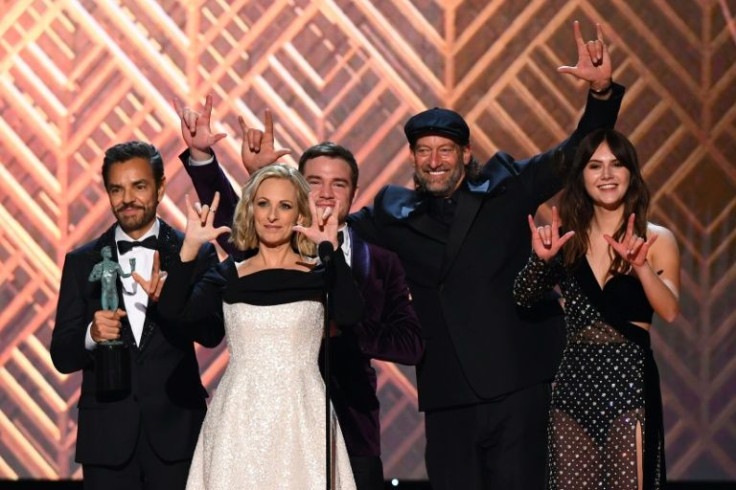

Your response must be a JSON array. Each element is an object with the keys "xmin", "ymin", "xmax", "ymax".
[{"xmin": 229, "ymin": 164, "xmax": 315, "ymax": 257}]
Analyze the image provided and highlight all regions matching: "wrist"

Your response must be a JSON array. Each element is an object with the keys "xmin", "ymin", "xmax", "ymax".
[
  {"xmin": 590, "ymin": 79, "xmax": 613, "ymax": 97},
  {"xmin": 180, "ymin": 239, "xmax": 201, "ymax": 262},
  {"xmin": 631, "ymin": 259, "xmax": 650, "ymax": 274},
  {"xmin": 190, "ymin": 147, "xmax": 213, "ymax": 162}
]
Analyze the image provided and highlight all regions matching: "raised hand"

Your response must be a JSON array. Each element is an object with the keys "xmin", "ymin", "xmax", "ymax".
[
  {"xmin": 132, "ymin": 251, "xmax": 167, "ymax": 302},
  {"xmin": 238, "ymin": 109, "xmax": 291, "ymax": 174},
  {"xmin": 528, "ymin": 206, "xmax": 575, "ymax": 262},
  {"xmin": 557, "ymin": 21, "xmax": 612, "ymax": 92},
  {"xmin": 603, "ymin": 214, "xmax": 658, "ymax": 268},
  {"xmin": 292, "ymin": 191, "xmax": 339, "ymax": 250},
  {"xmin": 174, "ymin": 94, "xmax": 227, "ymax": 161},
  {"xmin": 180, "ymin": 192, "xmax": 232, "ymax": 262}
]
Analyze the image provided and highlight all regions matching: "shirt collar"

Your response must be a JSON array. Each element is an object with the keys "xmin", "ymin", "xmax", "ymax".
[
  {"xmin": 338, "ymin": 224, "xmax": 351, "ymax": 256},
  {"xmin": 115, "ymin": 219, "xmax": 160, "ymax": 246}
]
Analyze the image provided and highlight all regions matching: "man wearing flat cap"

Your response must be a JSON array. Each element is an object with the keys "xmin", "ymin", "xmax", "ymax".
[
  {"xmin": 403, "ymin": 107, "xmax": 471, "ymax": 195},
  {"xmin": 347, "ymin": 21, "xmax": 624, "ymax": 489}
]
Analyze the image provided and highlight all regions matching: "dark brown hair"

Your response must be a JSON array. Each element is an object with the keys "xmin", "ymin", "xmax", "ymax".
[
  {"xmin": 559, "ymin": 129, "xmax": 650, "ymax": 274},
  {"xmin": 102, "ymin": 141, "xmax": 164, "ymax": 189},
  {"xmin": 298, "ymin": 142, "xmax": 359, "ymax": 190}
]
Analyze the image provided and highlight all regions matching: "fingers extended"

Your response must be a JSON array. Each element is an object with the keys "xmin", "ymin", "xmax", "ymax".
[
  {"xmin": 264, "ymin": 109, "xmax": 274, "ymax": 136},
  {"xmin": 203, "ymin": 93, "xmax": 214, "ymax": 117},
  {"xmin": 152, "ymin": 271, "xmax": 167, "ymax": 300},
  {"xmin": 237, "ymin": 115, "xmax": 249, "ymax": 139},
  {"xmin": 573, "ymin": 20, "xmax": 584, "ymax": 47}
]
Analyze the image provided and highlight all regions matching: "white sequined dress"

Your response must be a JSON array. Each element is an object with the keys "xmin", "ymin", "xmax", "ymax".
[{"xmin": 160, "ymin": 252, "xmax": 362, "ymax": 490}]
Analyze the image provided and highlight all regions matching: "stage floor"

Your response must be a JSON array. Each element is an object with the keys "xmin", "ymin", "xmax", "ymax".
[{"xmin": 0, "ymin": 481, "xmax": 734, "ymax": 489}]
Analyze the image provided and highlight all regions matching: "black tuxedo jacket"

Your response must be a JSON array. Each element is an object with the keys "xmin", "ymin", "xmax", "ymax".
[
  {"xmin": 178, "ymin": 152, "xmax": 424, "ymax": 457},
  {"xmin": 51, "ymin": 219, "xmax": 224, "ymax": 465},
  {"xmin": 348, "ymin": 85, "xmax": 626, "ymax": 411}
]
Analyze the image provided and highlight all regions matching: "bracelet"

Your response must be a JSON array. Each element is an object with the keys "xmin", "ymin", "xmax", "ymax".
[{"xmin": 590, "ymin": 81, "xmax": 613, "ymax": 96}]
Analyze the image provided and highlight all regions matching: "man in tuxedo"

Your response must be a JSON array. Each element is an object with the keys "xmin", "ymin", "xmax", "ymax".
[
  {"xmin": 173, "ymin": 99, "xmax": 424, "ymax": 490},
  {"xmin": 344, "ymin": 22, "xmax": 624, "ymax": 490},
  {"xmin": 51, "ymin": 141, "xmax": 224, "ymax": 490}
]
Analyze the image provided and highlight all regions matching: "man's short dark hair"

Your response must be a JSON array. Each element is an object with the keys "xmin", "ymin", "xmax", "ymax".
[
  {"xmin": 298, "ymin": 142, "xmax": 359, "ymax": 190},
  {"xmin": 102, "ymin": 141, "xmax": 164, "ymax": 188}
]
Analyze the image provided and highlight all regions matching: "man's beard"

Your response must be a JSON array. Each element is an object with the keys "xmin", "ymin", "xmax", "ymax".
[
  {"xmin": 114, "ymin": 203, "xmax": 157, "ymax": 234},
  {"xmin": 413, "ymin": 164, "xmax": 465, "ymax": 197}
]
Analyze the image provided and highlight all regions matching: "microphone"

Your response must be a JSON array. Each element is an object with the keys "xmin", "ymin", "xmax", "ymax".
[
  {"xmin": 317, "ymin": 239, "xmax": 335, "ymax": 490},
  {"xmin": 318, "ymin": 241, "xmax": 334, "ymax": 265}
]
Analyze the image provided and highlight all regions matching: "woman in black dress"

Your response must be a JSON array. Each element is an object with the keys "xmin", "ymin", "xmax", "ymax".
[
  {"xmin": 158, "ymin": 164, "xmax": 361, "ymax": 489},
  {"xmin": 513, "ymin": 129, "xmax": 680, "ymax": 490}
]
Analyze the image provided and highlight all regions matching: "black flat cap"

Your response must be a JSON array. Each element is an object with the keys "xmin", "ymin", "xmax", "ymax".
[{"xmin": 404, "ymin": 107, "xmax": 470, "ymax": 146}]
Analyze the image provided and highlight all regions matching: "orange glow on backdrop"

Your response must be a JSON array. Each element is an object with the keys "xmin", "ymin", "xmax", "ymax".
[{"xmin": 0, "ymin": 0, "xmax": 734, "ymax": 480}]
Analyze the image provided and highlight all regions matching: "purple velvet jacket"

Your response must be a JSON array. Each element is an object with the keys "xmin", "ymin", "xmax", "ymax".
[{"xmin": 179, "ymin": 151, "xmax": 424, "ymax": 457}]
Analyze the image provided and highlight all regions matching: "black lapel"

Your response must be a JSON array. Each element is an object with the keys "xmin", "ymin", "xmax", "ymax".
[
  {"xmin": 156, "ymin": 219, "xmax": 183, "ymax": 271},
  {"xmin": 439, "ymin": 188, "xmax": 484, "ymax": 280},
  {"xmin": 92, "ymin": 224, "xmax": 138, "ymax": 351},
  {"xmin": 381, "ymin": 187, "xmax": 448, "ymax": 244},
  {"xmin": 348, "ymin": 227, "xmax": 370, "ymax": 287}
]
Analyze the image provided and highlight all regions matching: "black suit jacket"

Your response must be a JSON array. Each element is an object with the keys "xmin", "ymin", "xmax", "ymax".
[
  {"xmin": 348, "ymin": 85, "xmax": 626, "ymax": 411},
  {"xmin": 51, "ymin": 220, "xmax": 224, "ymax": 465},
  {"xmin": 179, "ymin": 153, "xmax": 424, "ymax": 457}
]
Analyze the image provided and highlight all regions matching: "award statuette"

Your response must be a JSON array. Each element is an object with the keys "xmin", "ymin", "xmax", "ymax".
[{"xmin": 88, "ymin": 246, "xmax": 135, "ymax": 395}]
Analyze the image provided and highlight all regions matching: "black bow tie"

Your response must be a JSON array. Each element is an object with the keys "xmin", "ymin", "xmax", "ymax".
[
  {"xmin": 337, "ymin": 230, "xmax": 345, "ymax": 247},
  {"xmin": 117, "ymin": 236, "xmax": 158, "ymax": 255}
]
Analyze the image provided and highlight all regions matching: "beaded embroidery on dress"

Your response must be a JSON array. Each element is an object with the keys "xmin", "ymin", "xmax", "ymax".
[
  {"xmin": 185, "ymin": 267, "xmax": 357, "ymax": 490},
  {"xmin": 514, "ymin": 254, "xmax": 665, "ymax": 490}
]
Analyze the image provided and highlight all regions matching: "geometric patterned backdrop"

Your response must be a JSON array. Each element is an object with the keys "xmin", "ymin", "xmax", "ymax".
[{"xmin": 0, "ymin": 0, "xmax": 734, "ymax": 481}]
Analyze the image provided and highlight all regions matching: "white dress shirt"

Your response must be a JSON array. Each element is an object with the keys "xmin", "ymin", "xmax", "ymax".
[
  {"xmin": 338, "ymin": 225, "xmax": 351, "ymax": 267},
  {"xmin": 85, "ymin": 220, "xmax": 160, "ymax": 350}
]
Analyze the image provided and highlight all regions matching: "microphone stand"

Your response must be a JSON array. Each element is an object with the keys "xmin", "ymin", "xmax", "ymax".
[{"xmin": 318, "ymin": 241, "xmax": 334, "ymax": 490}]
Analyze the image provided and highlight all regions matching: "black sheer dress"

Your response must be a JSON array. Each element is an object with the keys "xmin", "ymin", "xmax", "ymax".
[{"xmin": 514, "ymin": 253, "xmax": 666, "ymax": 490}]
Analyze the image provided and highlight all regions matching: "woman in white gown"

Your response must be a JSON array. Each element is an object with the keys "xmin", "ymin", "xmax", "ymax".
[{"xmin": 158, "ymin": 164, "xmax": 362, "ymax": 489}]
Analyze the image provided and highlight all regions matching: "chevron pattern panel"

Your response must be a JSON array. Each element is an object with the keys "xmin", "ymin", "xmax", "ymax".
[{"xmin": 0, "ymin": 0, "xmax": 734, "ymax": 481}]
